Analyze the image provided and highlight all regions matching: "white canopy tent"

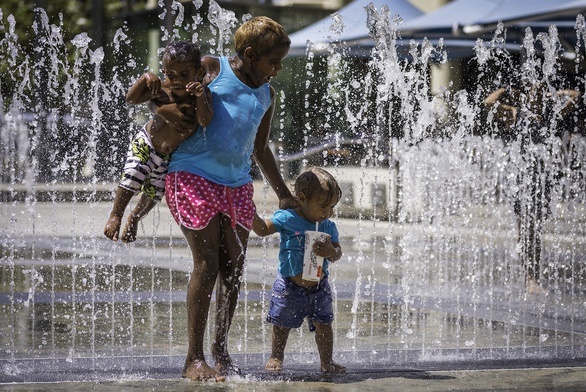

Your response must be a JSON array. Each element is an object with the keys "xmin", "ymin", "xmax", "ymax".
[
  {"xmin": 288, "ymin": 0, "xmax": 586, "ymax": 58},
  {"xmin": 288, "ymin": 0, "xmax": 423, "ymax": 55},
  {"xmin": 396, "ymin": 0, "xmax": 586, "ymax": 59},
  {"xmin": 401, "ymin": 0, "xmax": 586, "ymax": 36}
]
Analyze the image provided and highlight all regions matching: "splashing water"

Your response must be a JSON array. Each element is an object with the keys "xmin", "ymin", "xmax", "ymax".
[{"xmin": 0, "ymin": 2, "xmax": 585, "ymax": 381}]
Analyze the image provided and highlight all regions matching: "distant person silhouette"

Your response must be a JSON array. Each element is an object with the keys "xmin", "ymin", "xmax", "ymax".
[{"xmin": 484, "ymin": 81, "xmax": 580, "ymax": 295}]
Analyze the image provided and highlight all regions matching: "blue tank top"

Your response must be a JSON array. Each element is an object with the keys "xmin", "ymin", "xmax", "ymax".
[{"xmin": 168, "ymin": 56, "xmax": 272, "ymax": 186}]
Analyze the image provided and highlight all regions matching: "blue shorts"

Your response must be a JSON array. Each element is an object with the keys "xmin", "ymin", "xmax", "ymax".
[{"xmin": 266, "ymin": 273, "xmax": 334, "ymax": 329}]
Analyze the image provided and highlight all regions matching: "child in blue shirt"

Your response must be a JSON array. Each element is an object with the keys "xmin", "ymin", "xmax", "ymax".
[{"xmin": 253, "ymin": 167, "xmax": 346, "ymax": 374}]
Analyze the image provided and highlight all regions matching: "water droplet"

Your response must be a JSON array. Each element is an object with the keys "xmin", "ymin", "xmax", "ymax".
[{"xmin": 402, "ymin": 328, "xmax": 413, "ymax": 335}]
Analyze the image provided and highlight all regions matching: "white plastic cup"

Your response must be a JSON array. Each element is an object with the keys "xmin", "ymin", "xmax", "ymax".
[{"xmin": 302, "ymin": 231, "xmax": 330, "ymax": 281}]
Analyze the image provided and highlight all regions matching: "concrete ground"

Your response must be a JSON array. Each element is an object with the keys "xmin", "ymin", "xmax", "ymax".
[
  {"xmin": 1, "ymin": 364, "xmax": 586, "ymax": 391},
  {"xmin": 1, "ymin": 185, "xmax": 586, "ymax": 391}
]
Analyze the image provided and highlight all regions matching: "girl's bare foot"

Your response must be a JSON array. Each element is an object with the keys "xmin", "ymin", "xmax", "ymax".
[
  {"xmin": 215, "ymin": 361, "xmax": 241, "ymax": 377},
  {"xmin": 183, "ymin": 359, "xmax": 225, "ymax": 381},
  {"xmin": 121, "ymin": 216, "xmax": 139, "ymax": 243},
  {"xmin": 322, "ymin": 362, "xmax": 346, "ymax": 374},
  {"xmin": 104, "ymin": 216, "xmax": 122, "ymax": 241},
  {"xmin": 212, "ymin": 345, "xmax": 241, "ymax": 376},
  {"xmin": 265, "ymin": 357, "xmax": 283, "ymax": 371}
]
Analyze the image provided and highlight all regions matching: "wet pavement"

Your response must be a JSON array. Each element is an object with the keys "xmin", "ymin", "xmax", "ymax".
[
  {"xmin": 1, "ymin": 192, "xmax": 586, "ymax": 391},
  {"xmin": 1, "ymin": 349, "xmax": 586, "ymax": 391},
  {"xmin": 1, "ymin": 362, "xmax": 586, "ymax": 391}
]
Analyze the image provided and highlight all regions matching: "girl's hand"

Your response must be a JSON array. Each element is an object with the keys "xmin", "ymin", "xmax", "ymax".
[
  {"xmin": 155, "ymin": 103, "xmax": 198, "ymax": 133},
  {"xmin": 252, "ymin": 209, "xmax": 276, "ymax": 237},
  {"xmin": 186, "ymin": 81, "xmax": 205, "ymax": 97},
  {"xmin": 279, "ymin": 195, "xmax": 298, "ymax": 210},
  {"xmin": 144, "ymin": 72, "xmax": 161, "ymax": 96}
]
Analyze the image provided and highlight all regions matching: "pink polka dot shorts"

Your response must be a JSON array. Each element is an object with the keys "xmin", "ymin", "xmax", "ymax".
[{"xmin": 165, "ymin": 171, "xmax": 255, "ymax": 231}]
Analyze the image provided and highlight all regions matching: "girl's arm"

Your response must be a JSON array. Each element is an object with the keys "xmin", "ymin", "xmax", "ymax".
[
  {"xmin": 196, "ymin": 87, "xmax": 213, "ymax": 126},
  {"xmin": 252, "ymin": 213, "xmax": 276, "ymax": 237},
  {"xmin": 155, "ymin": 103, "xmax": 199, "ymax": 133},
  {"xmin": 483, "ymin": 87, "xmax": 506, "ymax": 107},
  {"xmin": 201, "ymin": 56, "xmax": 220, "ymax": 85},
  {"xmin": 253, "ymin": 86, "xmax": 296, "ymax": 210},
  {"xmin": 186, "ymin": 82, "xmax": 213, "ymax": 127}
]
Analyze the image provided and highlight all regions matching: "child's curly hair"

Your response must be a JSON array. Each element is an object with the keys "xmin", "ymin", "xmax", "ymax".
[
  {"xmin": 162, "ymin": 41, "xmax": 202, "ymax": 68},
  {"xmin": 294, "ymin": 167, "xmax": 342, "ymax": 205},
  {"xmin": 234, "ymin": 16, "xmax": 290, "ymax": 59}
]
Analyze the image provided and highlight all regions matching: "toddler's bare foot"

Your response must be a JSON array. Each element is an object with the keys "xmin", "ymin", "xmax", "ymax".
[
  {"xmin": 322, "ymin": 362, "xmax": 346, "ymax": 374},
  {"xmin": 183, "ymin": 359, "xmax": 225, "ymax": 382},
  {"xmin": 121, "ymin": 216, "xmax": 139, "ymax": 243},
  {"xmin": 104, "ymin": 216, "xmax": 122, "ymax": 241},
  {"xmin": 265, "ymin": 357, "xmax": 283, "ymax": 372}
]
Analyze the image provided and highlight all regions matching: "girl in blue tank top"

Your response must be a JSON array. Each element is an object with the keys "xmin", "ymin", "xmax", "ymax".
[
  {"xmin": 169, "ymin": 56, "xmax": 272, "ymax": 186},
  {"xmin": 154, "ymin": 17, "xmax": 296, "ymax": 381}
]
